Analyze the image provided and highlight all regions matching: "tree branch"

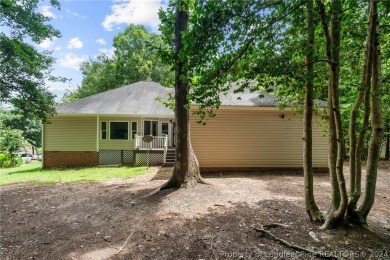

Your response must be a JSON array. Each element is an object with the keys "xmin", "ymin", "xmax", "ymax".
[
  {"xmin": 303, "ymin": 59, "xmax": 335, "ymax": 67},
  {"xmin": 114, "ymin": 232, "xmax": 134, "ymax": 255},
  {"xmin": 254, "ymin": 226, "xmax": 338, "ymax": 259},
  {"xmin": 315, "ymin": 0, "xmax": 332, "ymax": 61},
  {"xmin": 207, "ymin": 0, "xmax": 306, "ymax": 81}
]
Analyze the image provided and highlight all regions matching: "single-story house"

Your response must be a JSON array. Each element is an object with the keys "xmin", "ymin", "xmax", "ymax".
[{"xmin": 43, "ymin": 81, "xmax": 328, "ymax": 171}]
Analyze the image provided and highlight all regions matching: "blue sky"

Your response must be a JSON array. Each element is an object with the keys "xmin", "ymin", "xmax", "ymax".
[{"xmin": 37, "ymin": 0, "xmax": 167, "ymax": 98}]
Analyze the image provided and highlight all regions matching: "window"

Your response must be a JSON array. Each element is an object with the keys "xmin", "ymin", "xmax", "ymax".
[
  {"xmin": 131, "ymin": 122, "xmax": 137, "ymax": 139},
  {"xmin": 110, "ymin": 122, "xmax": 128, "ymax": 140},
  {"xmin": 144, "ymin": 120, "xmax": 158, "ymax": 136},
  {"xmin": 101, "ymin": 122, "xmax": 107, "ymax": 140},
  {"xmin": 162, "ymin": 122, "xmax": 168, "ymax": 136}
]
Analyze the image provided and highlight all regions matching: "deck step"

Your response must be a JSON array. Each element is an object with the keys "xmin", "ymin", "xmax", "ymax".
[
  {"xmin": 165, "ymin": 149, "xmax": 176, "ymax": 164},
  {"xmin": 162, "ymin": 162, "xmax": 174, "ymax": 167}
]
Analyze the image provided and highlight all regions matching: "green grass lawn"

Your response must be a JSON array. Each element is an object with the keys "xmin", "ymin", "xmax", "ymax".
[{"xmin": 0, "ymin": 162, "xmax": 151, "ymax": 185}]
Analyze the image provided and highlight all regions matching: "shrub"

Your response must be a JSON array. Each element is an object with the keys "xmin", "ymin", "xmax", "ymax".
[{"xmin": 0, "ymin": 152, "xmax": 23, "ymax": 168}]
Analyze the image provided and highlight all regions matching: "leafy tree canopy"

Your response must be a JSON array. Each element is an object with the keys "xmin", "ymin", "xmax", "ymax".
[
  {"xmin": 0, "ymin": 0, "xmax": 65, "ymax": 122},
  {"xmin": 0, "ymin": 107, "xmax": 42, "ymax": 148},
  {"xmin": 62, "ymin": 24, "xmax": 174, "ymax": 102},
  {"xmin": 171, "ymin": 0, "xmax": 389, "ymax": 143}
]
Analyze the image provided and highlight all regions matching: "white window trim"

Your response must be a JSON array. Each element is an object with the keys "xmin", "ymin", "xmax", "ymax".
[
  {"xmin": 131, "ymin": 121, "xmax": 138, "ymax": 140},
  {"xmin": 109, "ymin": 121, "xmax": 129, "ymax": 141},
  {"xmin": 101, "ymin": 121, "xmax": 107, "ymax": 140},
  {"xmin": 142, "ymin": 119, "xmax": 159, "ymax": 136},
  {"xmin": 161, "ymin": 121, "xmax": 169, "ymax": 136}
]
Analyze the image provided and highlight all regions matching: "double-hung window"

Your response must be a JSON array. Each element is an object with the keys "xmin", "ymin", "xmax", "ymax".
[
  {"xmin": 131, "ymin": 122, "xmax": 137, "ymax": 139},
  {"xmin": 101, "ymin": 122, "xmax": 107, "ymax": 140}
]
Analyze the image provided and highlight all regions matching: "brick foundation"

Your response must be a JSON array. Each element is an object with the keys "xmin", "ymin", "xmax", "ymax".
[{"xmin": 44, "ymin": 151, "xmax": 99, "ymax": 168}]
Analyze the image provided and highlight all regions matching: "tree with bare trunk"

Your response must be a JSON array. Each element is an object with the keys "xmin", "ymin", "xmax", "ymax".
[
  {"xmin": 316, "ymin": 0, "xmax": 349, "ymax": 229},
  {"xmin": 347, "ymin": 0, "xmax": 375, "ymax": 218},
  {"xmin": 316, "ymin": 0, "xmax": 384, "ymax": 228},
  {"xmin": 303, "ymin": 0, "xmax": 322, "ymax": 222},
  {"xmin": 351, "ymin": 0, "xmax": 384, "ymax": 225},
  {"xmin": 160, "ymin": 0, "xmax": 205, "ymax": 189}
]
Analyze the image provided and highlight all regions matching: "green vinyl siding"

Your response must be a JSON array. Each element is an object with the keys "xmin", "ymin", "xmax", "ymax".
[
  {"xmin": 44, "ymin": 116, "xmax": 97, "ymax": 151},
  {"xmin": 99, "ymin": 116, "xmax": 141, "ymax": 150},
  {"xmin": 45, "ymin": 115, "xmax": 172, "ymax": 152}
]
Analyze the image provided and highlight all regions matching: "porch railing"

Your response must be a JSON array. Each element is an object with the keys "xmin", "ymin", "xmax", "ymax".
[{"xmin": 134, "ymin": 135, "xmax": 168, "ymax": 150}]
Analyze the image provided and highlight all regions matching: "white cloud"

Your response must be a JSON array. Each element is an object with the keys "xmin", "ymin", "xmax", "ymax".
[
  {"xmin": 40, "ymin": 5, "xmax": 56, "ymax": 19},
  {"xmin": 98, "ymin": 48, "xmax": 115, "ymax": 58},
  {"xmin": 47, "ymin": 81, "xmax": 69, "ymax": 100},
  {"xmin": 102, "ymin": 0, "xmax": 166, "ymax": 32},
  {"xmin": 67, "ymin": 37, "xmax": 83, "ymax": 49},
  {"xmin": 65, "ymin": 9, "xmax": 87, "ymax": 19},
  {"xmin": 96, "ymin": 38, "xmax": 107, "ymax": 46},
  {"xmin": 59, "ymin": 53, "xmax": 88, "ymax": 70},
  {"xmin": 54, "ymin": 46, "xmax": 62, "ymax": 51},
  {"xmin": 38, "ymin": 38, "xmax": 55, "ymax": 49}
]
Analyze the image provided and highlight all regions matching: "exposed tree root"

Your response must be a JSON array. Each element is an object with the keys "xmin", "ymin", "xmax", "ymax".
[
  {"xmin": 159, "ymin": 174, "xmax": 210, "ymax": 190},
  {"xmin": 254, "ymin": 226, "xmax": 338, "ymax": 259},
  {"xmin": 346, "ymin": 210, "xmax": 368, "ymax": 228},
  {"xmin": 307, "ymin": 209, "xmax": 325, "ymax": 222},
  {"xmin": 320, "ymin": 217, "xmax": 343, "ymax": 230},
  {"xmin": 198, "ymin": 178, "xmax": 212, "ymax": 185},
  {"xmin": 159, "ymin": 179, "xmax": 179, "ymax": 191},
  {"xmin": 263, "ymin": 223, "xmax": 290, "ymax": 229}
]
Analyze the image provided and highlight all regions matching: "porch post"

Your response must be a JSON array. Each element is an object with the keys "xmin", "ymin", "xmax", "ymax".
[
  {"xmin": 42, "ymin": 123, "xmax": 45, "ymax": 168},
  {"xmin": 96, "ymin": 116, "xmax": 99, "ymax": 152}
]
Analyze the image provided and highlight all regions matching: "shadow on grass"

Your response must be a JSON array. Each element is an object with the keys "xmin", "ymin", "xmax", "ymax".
[
  {"xmin": 5, "ymin": 164, "xmax": 144, "ymax": 175},
  {"xmin": 5, "ymin": 165, "xmax": 44, "ymax": 175}
]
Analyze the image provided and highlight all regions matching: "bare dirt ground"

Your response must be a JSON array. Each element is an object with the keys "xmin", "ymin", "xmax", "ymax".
[{"xmin": 1, "ymin": 162, "xmax": 389, "ymax": 260}]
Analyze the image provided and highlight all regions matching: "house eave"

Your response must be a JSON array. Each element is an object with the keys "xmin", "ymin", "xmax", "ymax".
[
  {"xmin": 54, "ymin": 113, "xmax": 174, "ymax": 118},
  {"xmin": 190, "ymin": 105, "xmax": 289, "ymax": 111}
]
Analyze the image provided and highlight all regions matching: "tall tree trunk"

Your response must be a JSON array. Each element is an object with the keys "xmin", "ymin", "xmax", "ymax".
[
  {"xmin": 325, "ymin": 0, "xmax": 349, "ymax": 229},
  {"xmin": 317, "ymin": 0, "xmax": 348, "ymax": 229},
  {"xmin": 327, "ymin": 83, "xmax": 341, "ymax": 216},
  {"xmin": 316, "ymin": 0, "xmax": 340, "ymax": 218},
  {"xmin": 352, "ymin": 87, "xmax": 371, "ymax": 213},
  {"xmin": 303, "ymin": 0, "xmax": 322, "ymax": 221},
  {"xmin": 357, "ymin": 1, "xmax": 384, "ymax": 223},
  {"xmin": 161, "ymin": 0, "xmax": 205, "ymax": 189},
  {"xmin": 347, "ymin": 1, "xmax": 375, "ymax": 216}
]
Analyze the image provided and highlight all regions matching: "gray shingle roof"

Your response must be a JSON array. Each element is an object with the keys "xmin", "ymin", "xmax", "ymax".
[
  {"xmin": 57, "ymin": 81, "xmax": 174, "ymax": 116},
  {"xmin": 57, "ymin": 81, "xmax": 320, "ymax": 116},
  {"xmin": 219, "ymin": 86, "xmax": 279, "ymax": 107}
]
